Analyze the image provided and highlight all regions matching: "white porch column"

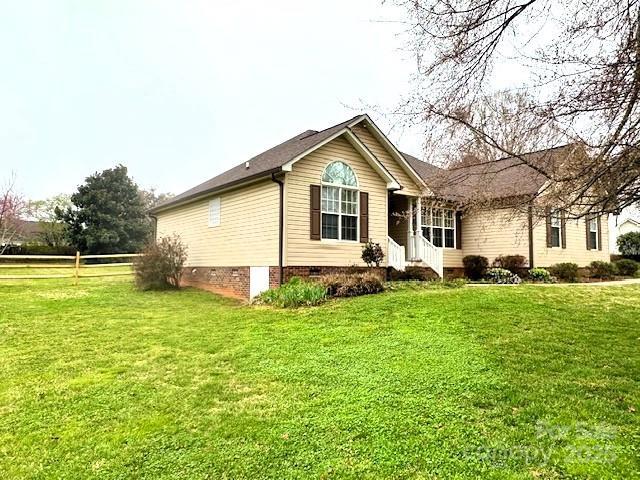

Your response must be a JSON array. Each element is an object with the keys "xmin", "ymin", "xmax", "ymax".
[
  {"xmin": 407, "ymin": 197, "xmax": 414, "ymax": 259},
  {"xmin": 408, "ymin": 197, "xmax": 414, "ymax": 235},
  {"xmin": 416, "ymin": 196, "xmax": 422, "ymax": 237}
]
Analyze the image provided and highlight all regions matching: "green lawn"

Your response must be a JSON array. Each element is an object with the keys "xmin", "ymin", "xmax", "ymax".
[{"xmin": 0, "ymin": 278, "xmax": 638, "ymax": 479}]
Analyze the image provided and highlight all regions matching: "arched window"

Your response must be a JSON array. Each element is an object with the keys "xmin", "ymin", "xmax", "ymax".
[{"xmin": 321, "ymin": 161, "xmax": 359, "ymax": 241}]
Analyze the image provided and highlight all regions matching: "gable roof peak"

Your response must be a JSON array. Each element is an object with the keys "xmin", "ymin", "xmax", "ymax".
[{"xmin": 151, "ymin": 114, "xmax": 373, "ymax": 213}]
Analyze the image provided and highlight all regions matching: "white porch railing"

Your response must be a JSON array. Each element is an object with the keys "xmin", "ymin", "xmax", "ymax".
[
  {"xmin": 387, "ymin": 237, "xmax": 406, "ymax": 271},
  {"xmin": 408, "ymin": 234, "xmax": 444, "ymax": 278}
]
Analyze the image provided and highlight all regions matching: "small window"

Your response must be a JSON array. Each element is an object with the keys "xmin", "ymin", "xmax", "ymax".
[
  {"xmin": 550, "ymin": 210, "xmax": 561, "ymax": 248},
  {"xmin": 208, "ymin": 197, "xmax": 220, "ymax": 227},
  {"xmin": 589, "ymin": 217, "xmax": 598, "ymax": 250}
]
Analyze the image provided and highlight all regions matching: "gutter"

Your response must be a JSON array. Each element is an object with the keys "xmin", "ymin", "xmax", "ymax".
[
  {"xmin": 150, "ymin": 167, "xmax": 283, "ymax": 215},
  {"xmin": 271, "ymin": 173, "xmax": 285, "ymax": 286},
  {"xmin": 528, "ymin": 205, "xmax": 534, "ymax": 268}
]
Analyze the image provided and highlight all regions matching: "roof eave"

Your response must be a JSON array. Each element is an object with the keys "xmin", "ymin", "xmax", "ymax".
[
  {"xmin": 149, "ymin": 167, "xmax": 283, "ymax": 214},
  {"xmin": 281, "ymin": 125, "xmax": 401, "ymax": 190},
  {"xmin": 352, "ymin": 114, "xmax": 429, "ymax": 191}
]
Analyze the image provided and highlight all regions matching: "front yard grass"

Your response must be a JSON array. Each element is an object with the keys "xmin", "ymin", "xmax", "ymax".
[{"xmin": 0, "ymin": 277, "xmax": 638, "ymax": 479}]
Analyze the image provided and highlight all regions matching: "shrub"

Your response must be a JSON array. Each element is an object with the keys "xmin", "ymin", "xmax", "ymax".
[
  {"xmin": 387, "ymin": 266, "xmax": 433, "ymax": 281},
  {"xmin": 1, "ymin": 243, "xmax": 76, "ymax": 256},
  {"xmin": 548, "ymin": 262, "xmax": 579, "ymax": 282},
  {"xmin": 133, "ymin": 235, "xmax": 187, "ymax": 290},
  {"xmin": 486, "ymin": 267, "xmax": 522, "ymax": 284},
  {"xmin": 492, "ymin": 255, "xmax": 528, "ymax": 275},
  {"xmin": 614, "ymin": 258, "xmax": 639, "ymax": 277},
  {"xmin": 463, "ymin": 255, "xmax": 489, "ymax": 280},
  {"xmin": 255, "ymin": 277, "xmax": 327, "ymax": 307},
  {"xmin": 321, "ymin": 272, "xmax": 384, "ymax": 297},
  {"xmin": 361, "ymin": 241, "xmax": 384, "ymax": 267},
  {"xmin": 589, "ymin": 260, "xmax": 617, "ymax": 279},
  {"xmin": 528, "ymin": 267, "xmax": 553, "ymax": 283},
  {"xmin": 617, "ymin": 231, "xmax": 640, "ymax": 260}
]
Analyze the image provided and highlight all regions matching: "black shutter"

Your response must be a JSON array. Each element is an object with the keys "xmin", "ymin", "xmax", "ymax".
[
  {"xmin": 545, "ymin": 207, "xmax": 552, "ymax": 247},
  {"xmin": 585, "ymin": 215, "xmax": 592, "ymax": 250},
  {"xmin": 455, "ymin": 211, "xmax": 462, "ymax": 249},
  {"xmin": 561, "ymin": 210, "xmax": 567, "ymax": 249},
  {"xmin": 359, "ymin": 192, "xmax": 369, "ymax": 243},
  {"xmin": 310, "ymin": 185, "xmax": 321, "ymax": 240},
  {"xmin": 597, "ymin": 215, "xmax": 602, "ymax": 250}
]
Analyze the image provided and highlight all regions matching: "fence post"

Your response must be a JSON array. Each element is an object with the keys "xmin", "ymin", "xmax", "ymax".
[{"xmin": 74, "ymin": 251, "xmax": 80, "ymax": 285}]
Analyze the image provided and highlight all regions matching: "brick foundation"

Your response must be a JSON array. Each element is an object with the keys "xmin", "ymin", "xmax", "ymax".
[
  {"xmin": 181, "ymin": 266, "xmax": 251, "ymax": 300},
  {"xmin": 444, "ymin": 267, "xmax": 466, "ymax": 279},
  {"xmin": 183, "ymin": 264, "xmax": 459, "ymax": 301},
  {"xmin": 282, "ymin": 266, "xmax": 387, "ymax": 283}
]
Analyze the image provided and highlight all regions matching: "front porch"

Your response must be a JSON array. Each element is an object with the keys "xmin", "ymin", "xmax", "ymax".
[{"xmin": 386, "ymin": 193, "xmax": 444, "ymax": 277}]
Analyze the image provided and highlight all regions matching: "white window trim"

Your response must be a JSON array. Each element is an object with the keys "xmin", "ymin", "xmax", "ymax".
[
  {"xmin": 589, "ymin": 217, "xmax": 599, "ymax": 250},
  {"xmin": 320, "ymin": 161, "xmax": 359, "ymax": 242},
  {"xmin": 421, "ymin": 207, "xmax": 456, "ymax": 249},
  {"xmin": 550, "ymin": 210, "xmax": 562, "ymax": 248},
  {"xmin": 208, "ymin": 197, "xmax": 220, "ymax": 227}
]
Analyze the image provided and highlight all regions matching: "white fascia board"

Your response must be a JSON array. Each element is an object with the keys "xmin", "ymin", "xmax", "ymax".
[
  {"xmin": 350, "ymin": 114, "xmax": 428, "ymax": 189},
  {"xmin": 342, "ymin": 129, "xmax": 400, "ymax": 190},
  {"xmin": 281, "ymin": 129, "xmax": 349, "ymax": 172},
  {"xmin": 280, "ymin": 128, "xmax": 401, "ymax": 190}
]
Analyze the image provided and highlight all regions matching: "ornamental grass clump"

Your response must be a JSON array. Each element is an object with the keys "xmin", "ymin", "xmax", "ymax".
[
  {"xmin": 321, "ymin": 272, "xmax": 384, "ymax": 297},
  {"xmin": 255, "ymin": 277, "xmax": 327, "ymax": 308}
]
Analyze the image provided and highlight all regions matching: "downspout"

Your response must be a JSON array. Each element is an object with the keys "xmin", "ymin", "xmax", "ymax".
[
  {"xmin": 527, "ymin": 205, "xmax": 534, "ymax": 268},
  {"xmin": 271, "ymin": 173, "xmax": 284, "ymax": 285}
]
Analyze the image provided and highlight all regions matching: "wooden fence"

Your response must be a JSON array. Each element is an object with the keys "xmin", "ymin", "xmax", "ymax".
[{"xmin": 0, "ymin": 253, "xmax": 141, "ymax": 283}]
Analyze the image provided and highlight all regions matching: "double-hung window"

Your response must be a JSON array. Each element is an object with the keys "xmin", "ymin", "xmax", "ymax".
[
  {"xmin": 321, "ymin": 161, "xmax": 358, "ymax": 241},
  {"xmin": 421, "ymin": 207, "xmax": 455, "ymax": 248},
  {"xmin": 550, "ymin": 210, "xmax": 561, "ymax": 247},
  {"xmin": 588, "ymin": 217, "xmax": 598, "ymax": 249}
]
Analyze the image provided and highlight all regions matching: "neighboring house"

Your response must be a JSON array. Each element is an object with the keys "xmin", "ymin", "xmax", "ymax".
[
  {"xmin": 610, "ymin": 208, "xmax": 640, "ymax": 253},
  {"xmin": 151, "ymin": 114, "xmax": 609, "ymax": 299},
  {"xmin": 9, "ymin": 220, "xmax": 43, "ymax": 246}
]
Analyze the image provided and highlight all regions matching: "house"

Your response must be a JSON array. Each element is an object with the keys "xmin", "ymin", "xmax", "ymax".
[
  {"xmin": 150, "ymin": 114, "xmax": 609, "ymax": 299},
  {"xmin": 610, "ymin": 209, "xmax": 640, "ymax": 253},
  {"xmin": 3, "ymin": 220, "xmax": 43, "ymax": 246}
]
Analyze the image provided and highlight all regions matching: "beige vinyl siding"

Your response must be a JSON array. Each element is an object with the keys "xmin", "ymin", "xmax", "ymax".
[
  {"xmin": 443, "ymin": 249, "xmax": 464, "ymax": 268},
  {"xmin": 533, "ymin": 214, "xmax": 609, "ymax": 267},
  {"xmin": 461, "ymin": 209, "xmax": 530, "ymax": 266},
  {"xmin": 156, "ymin": 180, "xmax": 279, "ymax": 266},
  {"xmin": 285, "ymin": 136, "xmax": 388, "ymax": 267},
  {"xmin": 351, "ymin": 124, "xmax": 422, "ymax": 196}
]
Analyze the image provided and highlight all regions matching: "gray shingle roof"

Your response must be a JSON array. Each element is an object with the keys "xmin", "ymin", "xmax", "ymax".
[
  {"xmin": 403, "ymin": 145, "xmax": 579, "ymax": 203},
  {"xmin": 152, "ymin": 113, "xmax": 574, "ymax": 213},
  {"xmin": 151, "ymin": 115, "xmax": 363, "ymax": 212}
]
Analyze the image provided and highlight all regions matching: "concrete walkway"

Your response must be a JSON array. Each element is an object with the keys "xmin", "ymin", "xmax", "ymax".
[{"xmin": 467, "ymin": 278, "xmax": 640, "ymax": 287}]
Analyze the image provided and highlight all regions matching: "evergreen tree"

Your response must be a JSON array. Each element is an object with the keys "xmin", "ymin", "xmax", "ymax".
[{"xmin": 58, "ymin": 165, "xmax": 151, "ymax": 254}]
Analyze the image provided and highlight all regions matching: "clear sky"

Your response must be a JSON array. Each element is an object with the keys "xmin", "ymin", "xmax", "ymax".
[{"xmin": 1, "ymin": 0, "xmax": 441, "ymax": 200}]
